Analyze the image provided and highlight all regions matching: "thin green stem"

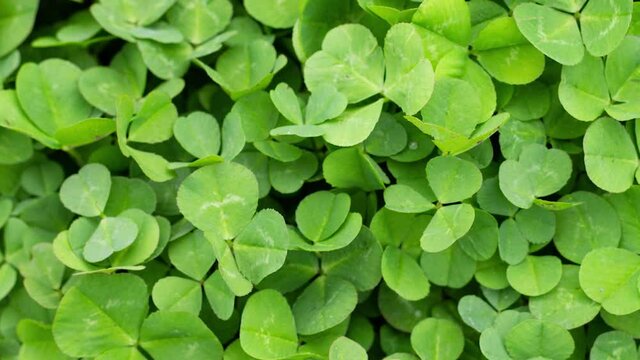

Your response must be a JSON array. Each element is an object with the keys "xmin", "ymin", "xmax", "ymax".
[{"xmin": 64, "ymin": 147, "xmax": 84, "ymax": 167}]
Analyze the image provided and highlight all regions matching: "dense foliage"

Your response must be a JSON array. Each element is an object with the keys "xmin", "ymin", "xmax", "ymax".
[{"xmin": 0, "ymin": 0, "xmax": 639, "ymax": 359}]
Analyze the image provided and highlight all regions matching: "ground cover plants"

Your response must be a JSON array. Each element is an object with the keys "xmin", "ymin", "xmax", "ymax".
[{"xmin": 0, "ymin": 0, "xmax": 639, "ymax": 359}]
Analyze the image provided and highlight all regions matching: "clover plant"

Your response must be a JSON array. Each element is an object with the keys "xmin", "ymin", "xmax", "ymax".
[{"xmin": 0, "ymin": 0, "xmax": 639, "ymax": 359}]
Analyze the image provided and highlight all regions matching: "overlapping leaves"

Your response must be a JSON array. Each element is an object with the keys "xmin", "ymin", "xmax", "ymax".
[{"xmin": 0, "ymin": 0, "xmax": 639, "ymax": 359}]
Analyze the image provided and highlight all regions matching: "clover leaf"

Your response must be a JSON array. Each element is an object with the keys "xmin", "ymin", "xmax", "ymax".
[
  {"xmin": 59, "ymin": 163, "xmax": 111, "ymax": 217},
  {"xmin": 177, "ymin": 162, "xmax": 259, "ymax": 239},
  {"xmin": 240, "ymin": 289, "xmax": 298, "ymax": 359},
  {"xmin": 7, "ymin": 2, "xmax": 640, "ymax": 359}
]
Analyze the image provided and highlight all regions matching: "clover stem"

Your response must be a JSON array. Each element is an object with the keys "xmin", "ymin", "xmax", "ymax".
[{"xmin": 64, "ymin": 147, "xmax": 84, "ymax": 167}]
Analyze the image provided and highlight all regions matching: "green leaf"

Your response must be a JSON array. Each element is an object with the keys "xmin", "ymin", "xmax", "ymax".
[
  {"xmin": 292, "ymin": 275, "xmax": 358, "ymax": 335},
  {"xmin": 128, "ymin": 146, "xmax": 176, "ymax": 182},
  {"xmin": 605, "ymin": 36, "xmax": 640, "ymax": 119},
  {"xmin": 270, "ymin": 82, "xmax": 303, "ymax": 125},
  {"xmin": 167, "ymin": 0, "xmax": 232, "ymax": 45},
  {"xmin": 477, "ymin": 177, "xmax": 518, "ymax": 217},
  {"xmin": 529, "ymin": 265, "xmax": 600, "ymax": 329},
  {"xmin": 240, "ymin": 289, "xmax": 298, "ymax": 360},
  {"xmin": 151, "ymin": 276, "xmax": 202, "ymax": 315},
  {"xmin": 52, "ymin": 274, "xmax": 148, "ymax": 357},
  {"xmin": 17, "ymin": 319, "xmax": 71, "ymax": 360},
  {"xmin": 498, "ymin": 219, "xmax": 530, "ymax": 265},
  {"xmin": 79, "ymin": 67, "xmax": 138, "ymax": 115},
  {"xmin": 234, "ymin": 209, "xmax": 288, "ymax": 284},
  {"xmin": 208, "ymin": 232, "xmax": 253, "ymax": 296},
  {"xmin": 600, "ymin": 308, "xmax": 640, "ymax": 339},
  {"xmin": 137, "ymin": 40, "xmax": 192, "ymax": 80},
  {"xmin": 479, "ymin": 310, "xmax": 533, "ymax": 360},
  {"xmin": 498, "ymin": 118, "xmax": 546, "ymax": 160},
  {"xmin": 128, "ymin": 90, "xmax": 177, "ymax": 144},
  {"xmin": 110, "ymin": 208, "xmax": 161, "ymax": 266},
  {"xmin": 579, "ymin": 247, "xmax": 640, "ymax": 315},
  {"xmin": 168, "ymin": 230, "xmax": 215, "ymax": 281},
  {"xmin": 232, "ymin": 152, "xmax": 268, "ymax": 198},
  {"xmin": 392, "ymin": 120, "xmax": 436, "ymax": 161},
  {"xmin": 54, "ymin": 118, "xmax": 116, "ymax": 148},
  {"xmin": 419, "ymin": 78, "xmax": 483, "ymax": 138},
  {"xmin": 0, "ymin": 0, "xmax": 39, "ymax": 57},
  {"xmin": 231, "ymin": 91, "xmax": 279, "ymax": 142},
  {"xmin": 198, "ymin": 40, "xmax": 285, "ymax": 99},
  {"xmin": 0, "ymin": 128, "xmax": 32, "ymax": 165},
  {"xmin": 421, "ymin": 242, "xmax": 476, "ymax": 288},
  {"xmin": 382, "ymin": 246, "xmax": 430, "ymax": 301},
  {"xmin": 54, "ymin": 9, "xmax": 101, "ymax": 43},
  {"xmin": 305, "ymin": 84, "xmax": 349, "ymax": 125},
  {"xmin": 320, "ymin": 99, "xmax": 384, "ymax": 147},
  {"xmin": 426, "ymin": 156, "xmax": 482, "ymax": 204},
  {"xmin": 506, "ymin": 255, "xmax": 562, "ymax": 297},
  {"xmin": 554, "ymin": 191, "xmax": 621, "ymax": 264},
  {"xmin": 53, "ymin": 228, "xmax": 98, "ymax": 273},
  {"xmin": 320, "ymin": 226, "xmax": 382, "ymax": 292},
  {"xmin": 16, "ymin": 59, "xmax": 93, "ymax": 135},
  {"xmin": 203, "ymin": 271, "xmax": 235, "ymax": 320},
  {"xmin": 482, "ymin": 288, "xmax": 520, "ymax": 311},
  {"xmin": 244, "ymin": 0, "xmax": 298, "ymax": 29},
  {"xmin": 111, "ymin": 44, "xmax": 147, "ymax": 96},
  {"xmin": 504, "ymin": 319, "xmax": 575, "ymax": 360},
  {"xmin": 21, "ymin": 243, "xmax": 66, "ymax": 309},
  {"xmin": 583, "ymin": 117, "xmax": 638, "ymax": 193},
  {"xmin": 606, "ymin": 186, "xmax": 640, "ymax": 252},
  {"xmin": 0, "ymin": 49, "xmax": 20, "ymax": 83},
  {"xmin": 96, "ymin": 348, "xmax": 147, "ymax": 360},
  {"xmin": 59, "ymin": 163, "xmax": 111, "ymax": 217},
  {"xmin": 383, "ymin": 182, "xmax": 436, "ymax": 214},
  {"xmin": 253, "ymin": 140, "xmax": 303, "ymax": 162},
  {"xmin": 590, "ymin": 331, "xmax": 637, "ymax": 360},
  {"xmin": 463, "ymin": 59, "xmax": 498, "ymax": 123},
  {"xmin": 499, "ymin": 143, "xmax": 572, "ymax": 208},
  {"xmin": 103, "ymin": 177, "xmax": 157, "ymax": 216},
  {"xmin": 0, "ymin": 198, "xmax": 11, "ymax": 229},
  {"xmin": 410, "ymin": 318, "xmax": 465, "ymax": 360},
  {"xmin": 270, "ymin": 124, "xmax": 324, "ymax": 138},
  {"xmin": 514, "ymin": 3, "xmax": 584, "ymax": 65},
  {"xmin": 0, "ymin": 263, "xmax": 17, "ymax": 301},
  {"xmin": 329, "ymin": 337, "xmax": 367, "ymax": 360},
  {"xmin": 559, "ymin": 54, "xmax": 609, "ymax": 122},
  {"xmin": 304, "ymin": 24, "xmax": 384, "ymax": 103},
  {"xmin": 383, "ymin": 23, "xmax": 435, "ymax": 115},
  {"xmin": 139, "ymin": 311, "xmax": 223, "ymax": 360},
  {"xmin": 173, "ymin": 111, "xmax": 221, "ymax": 158},
  {"xmin": 130, "ymin": 23, "xmax": 184, "ymax": 44},
  {"xmin": 377, "ymin": 282, "xmax": 429, "ymax": 333},
  {"xmin": 458, "ymin": 295, "xmax": 497, "ymax": 333},
  {"xmin": 258, "ymin": 251, "xmax": 318, "ymax": 294},
  {"xmin": 364, "ymin": 113, "xmax": 408, "ymax": 157},
  {"xmin": 295, "ymin": 191, "xmax": 351, "ymax": 243},
  {"xmin": 458, "ymin": 209, "xmax": 499, "ymax": 261},
  {"xmin": 293, "ymin": 0, "xmax": 359, "ymax": 61},
  {"xmin": 323, "ymin": 147, "xmax": 389, "ymax": 191},
  {"xmin": 514, "ymin": 205, "xmax": 555, "ymax": 245},
  {"xmin": 177, "ymin": 162, "xmax": 259, "ymax": 239},
  {"xmin": 503, "ymin": 82, "xmax": 551, "ymax": 121},
  {"xmin": 83, "ymin": 217, "xmax": 139, "ymax": 263},
  {"xmin": 472, "ymin": 16, "xmax": 545, "ymax": 85},
  {"xmin": 519, "ymin": 143, "xmax": 572, "ymax": 197},
  {"xmin": 269, "ymin": 151, "xmax": 318, "ymax": 194},
  {"xmin": 580, "ymin": 0, "xmax": 633, "ymax": 57},
  {"xmin": 412, "ymin": 0, "xmax": 471, "ymax": 46},
  {"xmin": 535, "ymin": 0, "xmax": 586, "ymax": 12},
  {"xmin": 421, "ymin": 204, "xmax": 475, "ymax": 253}
]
